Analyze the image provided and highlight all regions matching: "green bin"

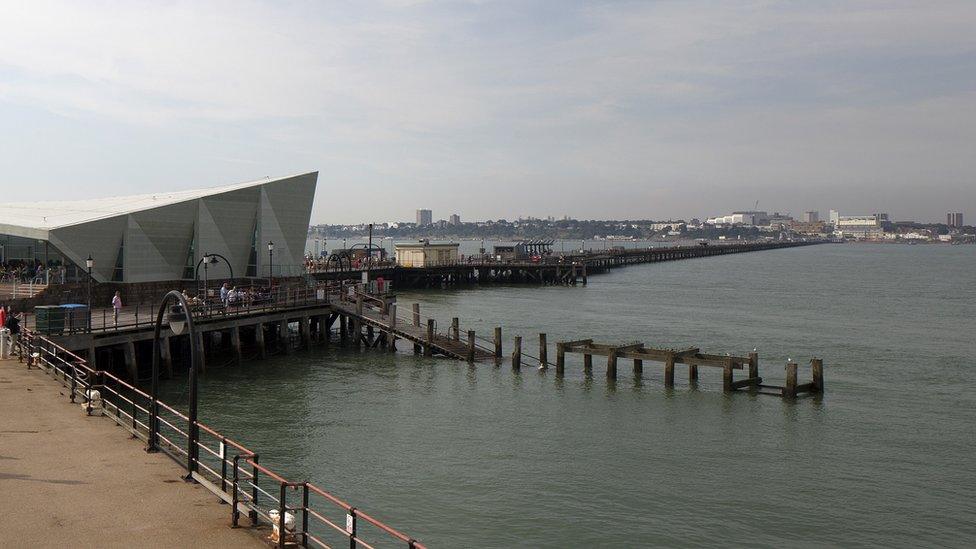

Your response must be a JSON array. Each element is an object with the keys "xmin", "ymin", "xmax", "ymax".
[{"xmin": 34, "ymin": 305, "xmax": 65, "ymax": 335}]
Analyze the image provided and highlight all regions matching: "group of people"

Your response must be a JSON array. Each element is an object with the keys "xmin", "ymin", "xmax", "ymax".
[
  {"xmin": 0, "ymin": 261, "xmax": 64, "ymax": 285},
  {"xmin": 218, "ymin": 283, "xmax": 270, "ymax": 307},
  {"xmin": 0, "ymin": 304, "xmax": 23, "ymax": 355}
]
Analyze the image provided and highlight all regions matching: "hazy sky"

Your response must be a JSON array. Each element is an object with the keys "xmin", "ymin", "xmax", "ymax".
[{"xmin": 1, "ymin": 1, "xmax": 974, "ymax": 224}]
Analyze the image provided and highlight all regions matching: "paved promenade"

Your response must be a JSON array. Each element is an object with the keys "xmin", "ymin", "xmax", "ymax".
[{"xmin": 0, "ymin": 358, "xmax": 265, "ymax": 548}]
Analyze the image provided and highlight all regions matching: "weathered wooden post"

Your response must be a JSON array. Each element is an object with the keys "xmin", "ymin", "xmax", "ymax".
[
  {"xmin": 494, "ymin": 327, "xmax": 502, "ymax": 359},
  {"xmin": 512, "ymin": 336, "xmax": 522, "ymax": 370},
  {"xmin": 388, "ymin": 304, "xmax": 397, "ymax": 351},
  {"xmin": 723, "ymin": 357, "xmax": 734, "ymax": 393},
  {"xmin": 811, "ymin": 358, "xmax": 824, "ymax": 393},
  {"xmin": 784, "ymin": 361, "xmax": 798, "ymax": 398},
  {"xmin": 536, "ymin": 333, "xmax": 547, "ymax": 368},
  {"xmin": 279, "ymin": 320, "xmax": 292, "ymax": 354},
  {"xmin": 339, "ymin": 315, "xmax": 348, "ymax": 346},
  {"xmin": 467, "ymin": 330, "xmax": 476, "ymax": 363},
  {"xmin": 451, "ymin": 317, "xmax": 460, "ymax": 341},
  {"xmin": 425, "ymin": 319, "xmax": 435, "ymax": 357},
  {"xmin": 556, "ymin": 342, "xmax": 566, "ymax": 377},
  {"xmin": 633, "ymin": 358, "xmax": 643, "ymax": 377},
  {"xmin": 230, "ymin": 326, "xmax": 242, "ymax": 364},
  {"xmin": 255, "ymin": 323, "xmax": 267, "ymax": 358},
  {"xmin": 606, "ymin": 348, "xmax": 617, "ymax": 380},
  {"xmin": 583, "ymin": 353, "xmax": 593, "ymax": 377},
  {"xmin": 748, "ymin": 351, "xmax": 759, "ymax": 380},
  {"xmin": 664, "ymin": 353, "xmax": 675, "ymax": 388},
  {"xmin": 412, "ymin": 303, "xmax": 420, "ymax": 327},
  {"xmin": 356, "ymin": 295, "xmax": 363, "ymax": 316},
  {"xmin": 300, "ymin": 316, "xmax": 311, "ymax": 349}
]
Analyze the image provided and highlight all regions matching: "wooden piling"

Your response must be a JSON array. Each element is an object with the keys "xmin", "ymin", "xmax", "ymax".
[
  {"xmin": 451, "ymin": 317, "xmax": 460, "ymax": 341},
  {"xmin": 538, "ymin": 333, "xmax": 548, "ymax": 368},
  {"xmin": 425, "ymin": 319, "xmax": 435, "ymax": 357},
  {"xmin": 300, "ymin": 316, "xmax": 311, "ymax": 349},
  {"xmin": 811, "ymin": 358, "xmax": 824, "ymax": 393},
  {"xmin": 512, "ymin": 336, "xmax": 522, "ymax": 370},
  {"xmin": 412, "ymin": 303, "xmax": 420, "ymax": 327},
  {"xmin": 583, "ymin": 353, "xmax": 593, "ymax": 377},
  {"xmin": 388, "ymin": 304, "xmax": 397, "ymax": 351},
  {"xmin": 664, "ymin": 353, "xmax": 675, "ymax": 388},
  {"xmin": 467, "ymin": 330, "xmax": 476, "ymax": 363},
  {"xmin": 339, "ymin": 315, "xmax": 348, "ymax": 346},
  {"xmin": 494, "ymin": 327, "xmax": 502, "ymax": 359},
  {"xmin": 633, "ymin": 358, "xmax": 643, "ymax": 377},
  {"xmin": 784, "ymin": 361, "xmax": 798, "ymax": 398},
  {"xmin": 689, "ymin": 365, "xmax": 699, "ymax": 383},
  {"xmin": 556, "ymin": 342, "xmax": 565, "ymax": 377},
  {"xmin": 606, "ymin": 349, "xmax": 617, "ymax": 380},
  {"xmin": 748, "ymin": 351, "xmax": 759, "ymax": 380},
  {"xmin": 723, "ymin": 357, "xmax": 733, "ymax": 393},
  {"xmin": 123, "ymin": 340, "xmax": 137, "ymax": 381},
  {"xmin": 159, "ymin": 336, "xmax": 173, "ymax": 378}
]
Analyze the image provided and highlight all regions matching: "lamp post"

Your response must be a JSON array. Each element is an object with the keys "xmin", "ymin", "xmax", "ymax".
[
  {"xmin": 147, "ymin": 290, "xmax": 200, "ymax": 480},
  {"xmin": 85, "ymin": 254, "xmax": 94, "ymax": 332},
  {"xmin": 267, "ymin": 241, "xmax": 274, "ymax": 288}
]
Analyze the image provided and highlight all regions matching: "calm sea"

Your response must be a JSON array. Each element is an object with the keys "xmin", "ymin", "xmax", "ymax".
[{"xmin": 161, "ymin": 243, "xmax": 976, "ymax": 547}]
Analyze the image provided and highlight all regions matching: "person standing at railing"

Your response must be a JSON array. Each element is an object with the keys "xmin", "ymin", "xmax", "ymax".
[
  {"xmin": 220, "ymin": 282, "xmax": 229, "ymax": 307},
  {"xmin": 111, "ymin": 291, "xmax": 123, "ymax": 327},
  {"xmin": 6, "ymin": 311, "xmax": 20, "ymax": 356}
]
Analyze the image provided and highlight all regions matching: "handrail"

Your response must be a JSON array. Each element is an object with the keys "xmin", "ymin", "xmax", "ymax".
[{"xmin": 17, "ymin": 329, "xmax": 426, "ymax": 548}]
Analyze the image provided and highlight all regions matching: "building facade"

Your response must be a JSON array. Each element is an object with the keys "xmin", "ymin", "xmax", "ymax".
[
  {"xmin": 394, "ymin": 241, "xmax": 459, "ymax": 267},
  {"xmin": 416, "ymin": 209, "xmax": 433, "ymax": 226},
  {"xmin": 0, "ymin": 172, "xmax": 317, "ymax": 283},
  {"xmin": 947, "ymin": 212, "xmax": 964, "ymax": 228}
]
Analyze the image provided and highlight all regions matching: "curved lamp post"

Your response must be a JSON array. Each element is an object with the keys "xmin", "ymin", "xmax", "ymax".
[
  {"xmin": 267, "ymin": 241, "xmax": 274, "ymax": 288},
  {"xmin": 85, "ymin": 254, "xmax": 94, "ymax": 333},
  {"xmin": 146, "ymin": 290, "xmax": 200, "ymax": 480},
  {"xmin": 194, "ymin": 253, "xmax": 234, "ymax": 298}
]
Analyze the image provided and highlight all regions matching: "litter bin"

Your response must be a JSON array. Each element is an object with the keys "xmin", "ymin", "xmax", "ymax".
[{"xmin": 34, "ymin": 305, "xmax": 65, "ymax": 335}]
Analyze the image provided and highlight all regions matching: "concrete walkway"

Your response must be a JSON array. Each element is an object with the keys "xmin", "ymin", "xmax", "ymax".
[{"xmin": 0, "ymin": 358, "xmax": 266, "ymax": 548}]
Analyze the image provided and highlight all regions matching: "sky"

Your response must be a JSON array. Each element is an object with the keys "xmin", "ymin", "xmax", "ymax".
[{"xmin": 1, "ymin": 1, "xmax": 974, "ymax": 224}]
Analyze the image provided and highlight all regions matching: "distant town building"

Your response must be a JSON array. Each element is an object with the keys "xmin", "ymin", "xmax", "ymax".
[
  {"xmin": 416, "ymin": 209, "xmax": 432, "ymax": 226},
  {"xmin": 947, "ymin": 212, "xmax": 963, "ymax": 228},
  {"xmin": 830, "ymin": 210, "xmax": 885, "ymax": 239},
  {"xmin": 449, "ymin": 214, "xmax": 460, "ymax": 225},
  {"xmin": 802, "ymin": 211, "xmax": 819, "ymax": 223},
  {"xmin": 394, "ymin": 240, "xmax": 459, "ymax": 267},
  {"xmin": 706, "ymin": 211, "xmax": 767, "ymax": 226},
  {"xmin": 789, "ymin": 220, "xmax": 827, "ymax": 235}
]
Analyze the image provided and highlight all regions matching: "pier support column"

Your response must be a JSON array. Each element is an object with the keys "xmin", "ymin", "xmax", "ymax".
[
  {"xmin": 425, "ymin": 319, "xmax": 435, "ymax": 357},
  {"xmin": 317, "ymin": 315, "xmax": 330, "ymax": 344},
  {"xmin": 723, "ymin": 358, "xmax": 734, "ymax": 393},
  {"xmin": 811, "ymin": 358, "xmax": 824, "ymax": 394},
  {"xmin": 195, "ymin": 331, "xmax": 208, "ymax": 372},
  {"xmin": 512, "ymin": 336, "xmax": 522, "ymax": 370},
  {"xmin": 689, "ymin": 365, "xmax": 699, "ymax": 383},
  {"xmin": 556, "ymin": 343, "xmax": 565, "ymax": 377},
  {"xmin": 123, "ymin": 341, "xmax": 137, "ymax": 381},
  {"xmin": 339, "ymin": 315, "xmax": 348, "ymax": 346},
  {"xmin": 494, "ymin": 327, "xmax": 502, "ymax": 359},
  {"xmin": 583, "ymin": 353, "xmax": 592, "ymax": 377},
  {"xmin": 664, "ymin": 354, "xmax": 675, "ymax": 388},
  {"xmin": 748, "ymin": 351, "xmax": 759, "ymax": 380},
  {"xmin": 299, "ymin": 316, "xmax": 311, "ymax": 349},
  {"xmin": 160, "ymin": 336, "xmax": 173, "ymax": 379},
  {"xmin": 412, "ymin": 303, "xmax": 420, "ymax": 327},
  {"xmin": 230, "ymin": 326, "xmax": 242, "ymax": 364},
  {"xmin": 467, "ymin": 330, "xmax": 476, "ymax": 363},
  {"xmin": 785, "ymin": 361, "xmax": 798, "ymax": 398},
  {"xmin": 451, "ymin": 317, "xmax": 459, "ymax": 341},
  {"xmin": 538, "ymin": 333, "xmax": 548, "ymax": 368},
  {"xmin": 255, "ymin": 323, "xmax": 266, "ymax": 359},
  {"xmin": 607, "ymin": 349, "xmax": 617, "ymax": 380},
  {"xmin": 633, "ymin": 359, "xmax": 643, "ymax": 377},
  {"xmin": 279, "ymin": 320, "xmax": 291, "ymax": 354}
]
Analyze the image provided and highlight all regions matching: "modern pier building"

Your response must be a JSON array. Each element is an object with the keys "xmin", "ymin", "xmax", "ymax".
[{"xmin": 0, "ymin": 172, "xmax": 317, "ymax": 283}]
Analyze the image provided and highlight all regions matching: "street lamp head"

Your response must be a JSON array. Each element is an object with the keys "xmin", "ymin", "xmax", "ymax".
[
  {"xmin": 86, "ymin": 254, "xmax": 94, "ymax": 269},
  {"xmin": 267, "ymin": 241, "xmax": 274, "ymax": 252},
  {"xmin": 167, "ymin": 307, "xmax": 188, "ymax": 335},
  {"xmin": 207, "ymin": 254, "xmax": 218, "ymax": 264}
]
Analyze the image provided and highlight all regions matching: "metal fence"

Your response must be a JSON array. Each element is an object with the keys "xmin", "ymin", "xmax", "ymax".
[{"xmin": 17, "ymin": 332, "xmax": 427, "ymax": 549}]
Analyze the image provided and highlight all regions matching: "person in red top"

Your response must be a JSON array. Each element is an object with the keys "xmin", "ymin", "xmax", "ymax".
[{"xmin": 0, "ymin": 304, "xmax": 6, "ymax": 332}]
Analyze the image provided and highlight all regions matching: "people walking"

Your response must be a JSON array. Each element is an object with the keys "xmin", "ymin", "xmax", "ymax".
[
  {"xmin": 6, "ymin": 311, "xmax": 21, "ymax": 356},
  {"xmin": 111, "ymin": 291, "xmax": 122, "ymax": 327}
]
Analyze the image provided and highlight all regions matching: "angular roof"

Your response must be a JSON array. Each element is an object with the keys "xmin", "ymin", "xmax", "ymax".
[{"xmin": 0, "ymin": 172, "xmax": 315, "ymax": 238}]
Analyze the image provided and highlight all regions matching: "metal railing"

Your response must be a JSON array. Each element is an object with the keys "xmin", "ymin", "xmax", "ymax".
[{"xmin": 16, "ymin": 331, "xmax": 427, "ymax": 549}]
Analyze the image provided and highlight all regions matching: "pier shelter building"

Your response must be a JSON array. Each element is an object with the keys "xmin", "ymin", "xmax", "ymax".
[
  {"xmin": 394, "ymin": 241, "xmax": 460, "ymax": 267},
  {"xmin": 0, "ymin": 172, "xmax": 317, "ymax": 283}
]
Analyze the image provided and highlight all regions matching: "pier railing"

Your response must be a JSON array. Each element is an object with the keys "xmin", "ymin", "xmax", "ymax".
[{"xmin": 17, "ymin": 331, "xmax": 426, "ymax": 549}]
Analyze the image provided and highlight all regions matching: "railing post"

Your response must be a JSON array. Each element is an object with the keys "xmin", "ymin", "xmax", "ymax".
[
  {"xmin": 278, "ymin": 482, "xmax": 287, "ymax": 549},
  {"xmin": 231, "ymin": 454, "xmax": 242, "ymax": 527},
  {"xmin": 220, "ymin": 437, "xmax": 228, "ymax": 493},
  {"xmin": 302, "ymin": 483, "xmax": 309, "ymax": 548},
  {"xmin": 250, "ymin": 455, "xmax": 260, "ymax": 526},
  {"xmin": 69, "ymin": 361, "xmax": 78, "ymax": 403},
  {"xmin": 348, "ymin": 508, "xmax": 358, "ymax": 549}
]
